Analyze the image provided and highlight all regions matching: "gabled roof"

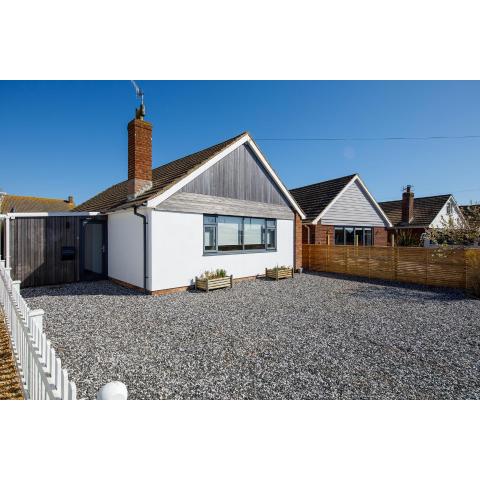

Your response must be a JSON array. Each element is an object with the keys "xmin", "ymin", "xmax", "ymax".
[
  {"xmin": 379, "ymin": 194, "xmax": 451, "ymax": 227},
  {"xmin": 0, "ymin": 194, "xmax": 74, "ymax": 213},
  {"xmin": 290, "ymin": 174, "xmax": 357, "ymax": 222},
  {"xmin": 74, "ymin": 133, "xmax": 246, "ymax": 212},
  {"xmin": 74, "ymin": 132, "xmax": 305, "ymax": 218}
]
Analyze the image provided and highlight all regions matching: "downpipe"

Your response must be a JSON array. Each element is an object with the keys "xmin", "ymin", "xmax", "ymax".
[{"xmin": 133, "ymin": 206, "xmax": 148, "ymax": 293}]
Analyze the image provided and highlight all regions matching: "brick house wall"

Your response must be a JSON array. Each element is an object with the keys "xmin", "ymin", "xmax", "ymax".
[
  {"xmin": 302, "ymin": 223, "xmax": 335, "ymax": 245},
  {"xmin": 373, "ymin": 227, "xmax": 388, "ymax": 246}
]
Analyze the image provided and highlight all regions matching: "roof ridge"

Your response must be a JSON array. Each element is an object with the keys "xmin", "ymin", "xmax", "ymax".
[
  {"xmin": 379, "ymin": 193, "xmax": 451, "ymax": 204},
  {"xmin": 4, "ymin": 194, "xmax": 70, "ymax": 202},
  {"xmin": 290, "ymin": 173, "xmax": 357, "ymax": 192}
]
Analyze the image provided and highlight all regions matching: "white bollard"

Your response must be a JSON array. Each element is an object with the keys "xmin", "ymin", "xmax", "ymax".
[{"xmin": 96, "ymin": 381, "xmax": 128, "ymax": 400}]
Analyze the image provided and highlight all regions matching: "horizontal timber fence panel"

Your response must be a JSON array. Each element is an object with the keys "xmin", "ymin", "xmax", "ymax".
[{"xmin": 303, "ymin": 245, "xmax": 480, "ymax": 291}]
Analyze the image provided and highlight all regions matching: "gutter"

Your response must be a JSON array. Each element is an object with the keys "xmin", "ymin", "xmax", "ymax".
[{"xmin": 133, "ymin": 206, "xmax": 148, "ymax": 293}]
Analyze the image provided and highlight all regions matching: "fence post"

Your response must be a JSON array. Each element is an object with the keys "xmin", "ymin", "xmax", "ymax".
[
  {"xmin": 12, "ymin": 280, "xmax": 21, "ymax": 293},
  {"xmin": 96, "ymin": 381, "xmax": 128, "ymax": 400},
  {"xmin": 29, "ymin": 309, "xmax": 44, "ymax": 333}
]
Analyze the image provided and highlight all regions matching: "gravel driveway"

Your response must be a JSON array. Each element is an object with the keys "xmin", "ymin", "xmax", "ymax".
[{"xmin": 22, "ymin": 274, "xmax": 480, "ymax": 400}]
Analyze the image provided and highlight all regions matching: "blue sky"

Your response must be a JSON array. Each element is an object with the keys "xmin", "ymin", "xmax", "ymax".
[{"xmin": 1, "ymin": 80, "xmax": 479, "ymax": 205}]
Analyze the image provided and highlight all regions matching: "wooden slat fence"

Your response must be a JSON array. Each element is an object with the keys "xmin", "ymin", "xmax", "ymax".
[{"xmin": 303, "ymin": 245, "xmax": 480, "ymax": 291}]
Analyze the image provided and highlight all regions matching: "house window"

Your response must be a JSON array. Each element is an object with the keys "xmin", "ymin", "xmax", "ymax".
[
  {"xmin": 203, "ymin": 215, "xmax": 277, "ymax": 254},
  {"xmin": 446, "ymin": 202, "xmax": 453, "ymax": 215},
  {"xmin": 334, "ymin": 227, "xmax": 344, "ymax": 245},
  {"xmin": 334, "ymin": 226, "xmax": 374, "ymax": 245}
]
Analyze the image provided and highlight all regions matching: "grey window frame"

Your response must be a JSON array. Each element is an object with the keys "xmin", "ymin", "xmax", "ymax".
[
  {"xmin": 333, "ymin": 226, "xmax": 374, "ymax": 246},
  {"xmin": 203, "ymin": 214, "xmax": 277, "ymax": 255}
]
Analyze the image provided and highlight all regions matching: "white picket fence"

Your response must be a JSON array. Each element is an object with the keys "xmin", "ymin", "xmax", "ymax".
[{"xmin": 0, "ymin": 259, "xmax": 77, "ymax": 399}]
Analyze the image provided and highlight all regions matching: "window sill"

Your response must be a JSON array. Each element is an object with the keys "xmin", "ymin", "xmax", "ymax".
[{"xmin": 203, "ymin": 249, "xmax": 277, "ymax": 256}]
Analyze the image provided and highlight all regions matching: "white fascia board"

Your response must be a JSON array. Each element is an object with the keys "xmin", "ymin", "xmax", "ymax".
[
  {"xmin": 147, "ymin": 134, "xmax": 306, "ymax": 219},
  {"xmin": 355, "ymin": 176, "xmax": 393, "ymax": 227},
  {"xmin": 246, "ymin": 139, "xmax": 306, "ymax": 219},
  {"xmin": 312, "ymin": 175, "xmax": 393, "ymax": 227},
  {"xmin": 311, "ymin": 175, "xmax": 357, "ymax": 225},
  {"xmin": 429, "ymin": 195, "xmax": 466, "ymax": 228},
  {"xmin": 146, "ymin": 135, "xmax": 249, "ymax": 208},
  {"xmin": 6, "ymin": 211, "xmax": 101, "ymax": 218}
]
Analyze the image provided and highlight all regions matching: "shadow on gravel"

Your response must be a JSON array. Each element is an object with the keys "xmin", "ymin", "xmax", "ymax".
[
  {"xmin": 304, "ymin": 271, "xmax": 468, "ymax": 302},
  {"xmin": 21, "ymin": 280, "xmax": 145, "ymax": 299}
]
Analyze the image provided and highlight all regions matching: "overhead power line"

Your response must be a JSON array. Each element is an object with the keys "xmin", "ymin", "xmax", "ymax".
[{"xmin": 257, "ymin": 135, "xmax": 480, "ymax": 142}]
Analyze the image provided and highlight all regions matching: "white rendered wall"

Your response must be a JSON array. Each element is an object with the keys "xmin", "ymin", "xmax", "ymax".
[
  {"xmin": 150, "ymin": 210, "xmax": 294, "ymax": 291},
  {"xmin": 108, "ymin": 209, "xmax": 146, "ymax": 288}
]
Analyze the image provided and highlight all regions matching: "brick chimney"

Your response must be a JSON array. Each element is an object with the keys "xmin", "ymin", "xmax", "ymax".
[
  {"xmin": 401, "ymin": 185, "xmax": 414, "ymax": 224},
  {"xmin": 67, "ymin": 195, "xmax": 74, "ymax": 206},
  {"xmin": 127, "ymin": 118, "xmax": 152, "ymax": 200}
]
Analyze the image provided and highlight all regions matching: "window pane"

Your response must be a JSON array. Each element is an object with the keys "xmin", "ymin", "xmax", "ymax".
[
  {"xmin": 266, "ymin": 219, "xmax": 276, "ymax": 228},
  {"xmin": 364, "ymin": 228, "xmax": 372, "ymax": 246},
  {"xmin": 354, "ymin": 228, "xmax": 363, "ymax": 246},
  {"xmin": 266, "ymin": 228, "xmax": 276, "ymax": 249},
  {"xmin": 244, "ymin": 218, "xmax": 264, "ymax": 250},
  {"xmin": 345, "ymin": 227, "xmax": 354, "ymax": 245},
  {"xmin": 218, "ymin": 216, "xmax": 243, "ymax": 251},
  {"xmin": 334, "ymin": 227, "xmax": 344, "ymax": 245},
  {"xmin": 204, "ymin": 225, "xmax": 216, "ymax": 251},
  {"xmin": 204, "ymin": 215, "xmax": 217, "ymax": 225}
]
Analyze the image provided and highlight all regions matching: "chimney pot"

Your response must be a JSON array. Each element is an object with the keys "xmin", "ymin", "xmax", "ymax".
[{"xmin": 67, "ymin": 195, "xmax": 74, "ymax": 204}]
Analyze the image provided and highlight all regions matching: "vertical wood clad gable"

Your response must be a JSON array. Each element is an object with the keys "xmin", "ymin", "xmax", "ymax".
[{"xmin": 180, "ymin": 144, "xmax": 289, "ymax": 206}]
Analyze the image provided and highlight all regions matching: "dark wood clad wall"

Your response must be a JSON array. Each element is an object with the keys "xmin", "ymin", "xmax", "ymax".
[
  {"xmin": 10, "ymin": 217, "xmax": 82, "ymax": 287},
  {"xmin": 180, "ymin": 144, "xmax": 289, "ymax": 206}
]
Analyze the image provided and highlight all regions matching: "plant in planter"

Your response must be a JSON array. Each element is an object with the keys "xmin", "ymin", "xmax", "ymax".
[
  {"xmin": 265, "ymin": 265, "xmax": 294, "ymax": 280},
  {"xmin": 195, "ymin": 269, "xmax": 233, "ymax": 291}
]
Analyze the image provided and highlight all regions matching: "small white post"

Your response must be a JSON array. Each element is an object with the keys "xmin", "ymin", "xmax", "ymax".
[
  {"xmin": 30, "ymin": 309, "xmax": 45, "ymax": 334},
  {"xmin": 96, "ymin": 381, "xmax": 128, "ymax": 400},
  {"xmin": 12, "ymin": 280, "xmax": 21, "ymax": 292}
]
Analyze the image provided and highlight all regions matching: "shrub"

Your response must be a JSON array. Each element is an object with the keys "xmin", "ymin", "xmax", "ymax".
[
  {"xmin": 198, "ymin": 269, "xmax": 227, "ymax": 280},
  {"xmin": 269, "ymin": 265, "xmax": 291, "ymax": 271},
  {"xmin": 396, "ymin": 229, "xmax": 420, "ymax": 247}
]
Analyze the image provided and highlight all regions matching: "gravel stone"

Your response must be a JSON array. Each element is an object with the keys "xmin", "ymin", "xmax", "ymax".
[{"xmin": 22, "ymin": 273, "xmax": 480, "ymax": 400}]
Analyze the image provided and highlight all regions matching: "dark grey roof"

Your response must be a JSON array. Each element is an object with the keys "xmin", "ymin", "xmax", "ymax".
[
  {"xmin": 290, "ymin": 174, "xmax": 357, "ymax": 221},
  {"xmin": 379, "ymin": 194, "xmax": 451, "ymax": 227}
]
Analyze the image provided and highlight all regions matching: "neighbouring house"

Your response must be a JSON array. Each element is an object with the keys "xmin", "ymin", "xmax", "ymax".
[
  {"xmin": 290, "ymin": 174, "xmax": 392, "ymax": 246},
  {"xmin": 0, "ymin": 192, "xmax": 75, "ymax": 213},
  {"xmin": 2, "ymin": 107, "xmax": 305, "ymax": 292},
  {"xmin": 379, "ymin": 186, "xmax": 465, "ymax": 246}
]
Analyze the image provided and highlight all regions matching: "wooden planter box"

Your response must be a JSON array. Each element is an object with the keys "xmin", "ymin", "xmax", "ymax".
[
  {"xmin": 265, "ymin": 267, "xmax": 294, "ymax": 280},
  {"xmin": 195, "ymin": 275, "xmax": 233, "ymax": 292}
]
